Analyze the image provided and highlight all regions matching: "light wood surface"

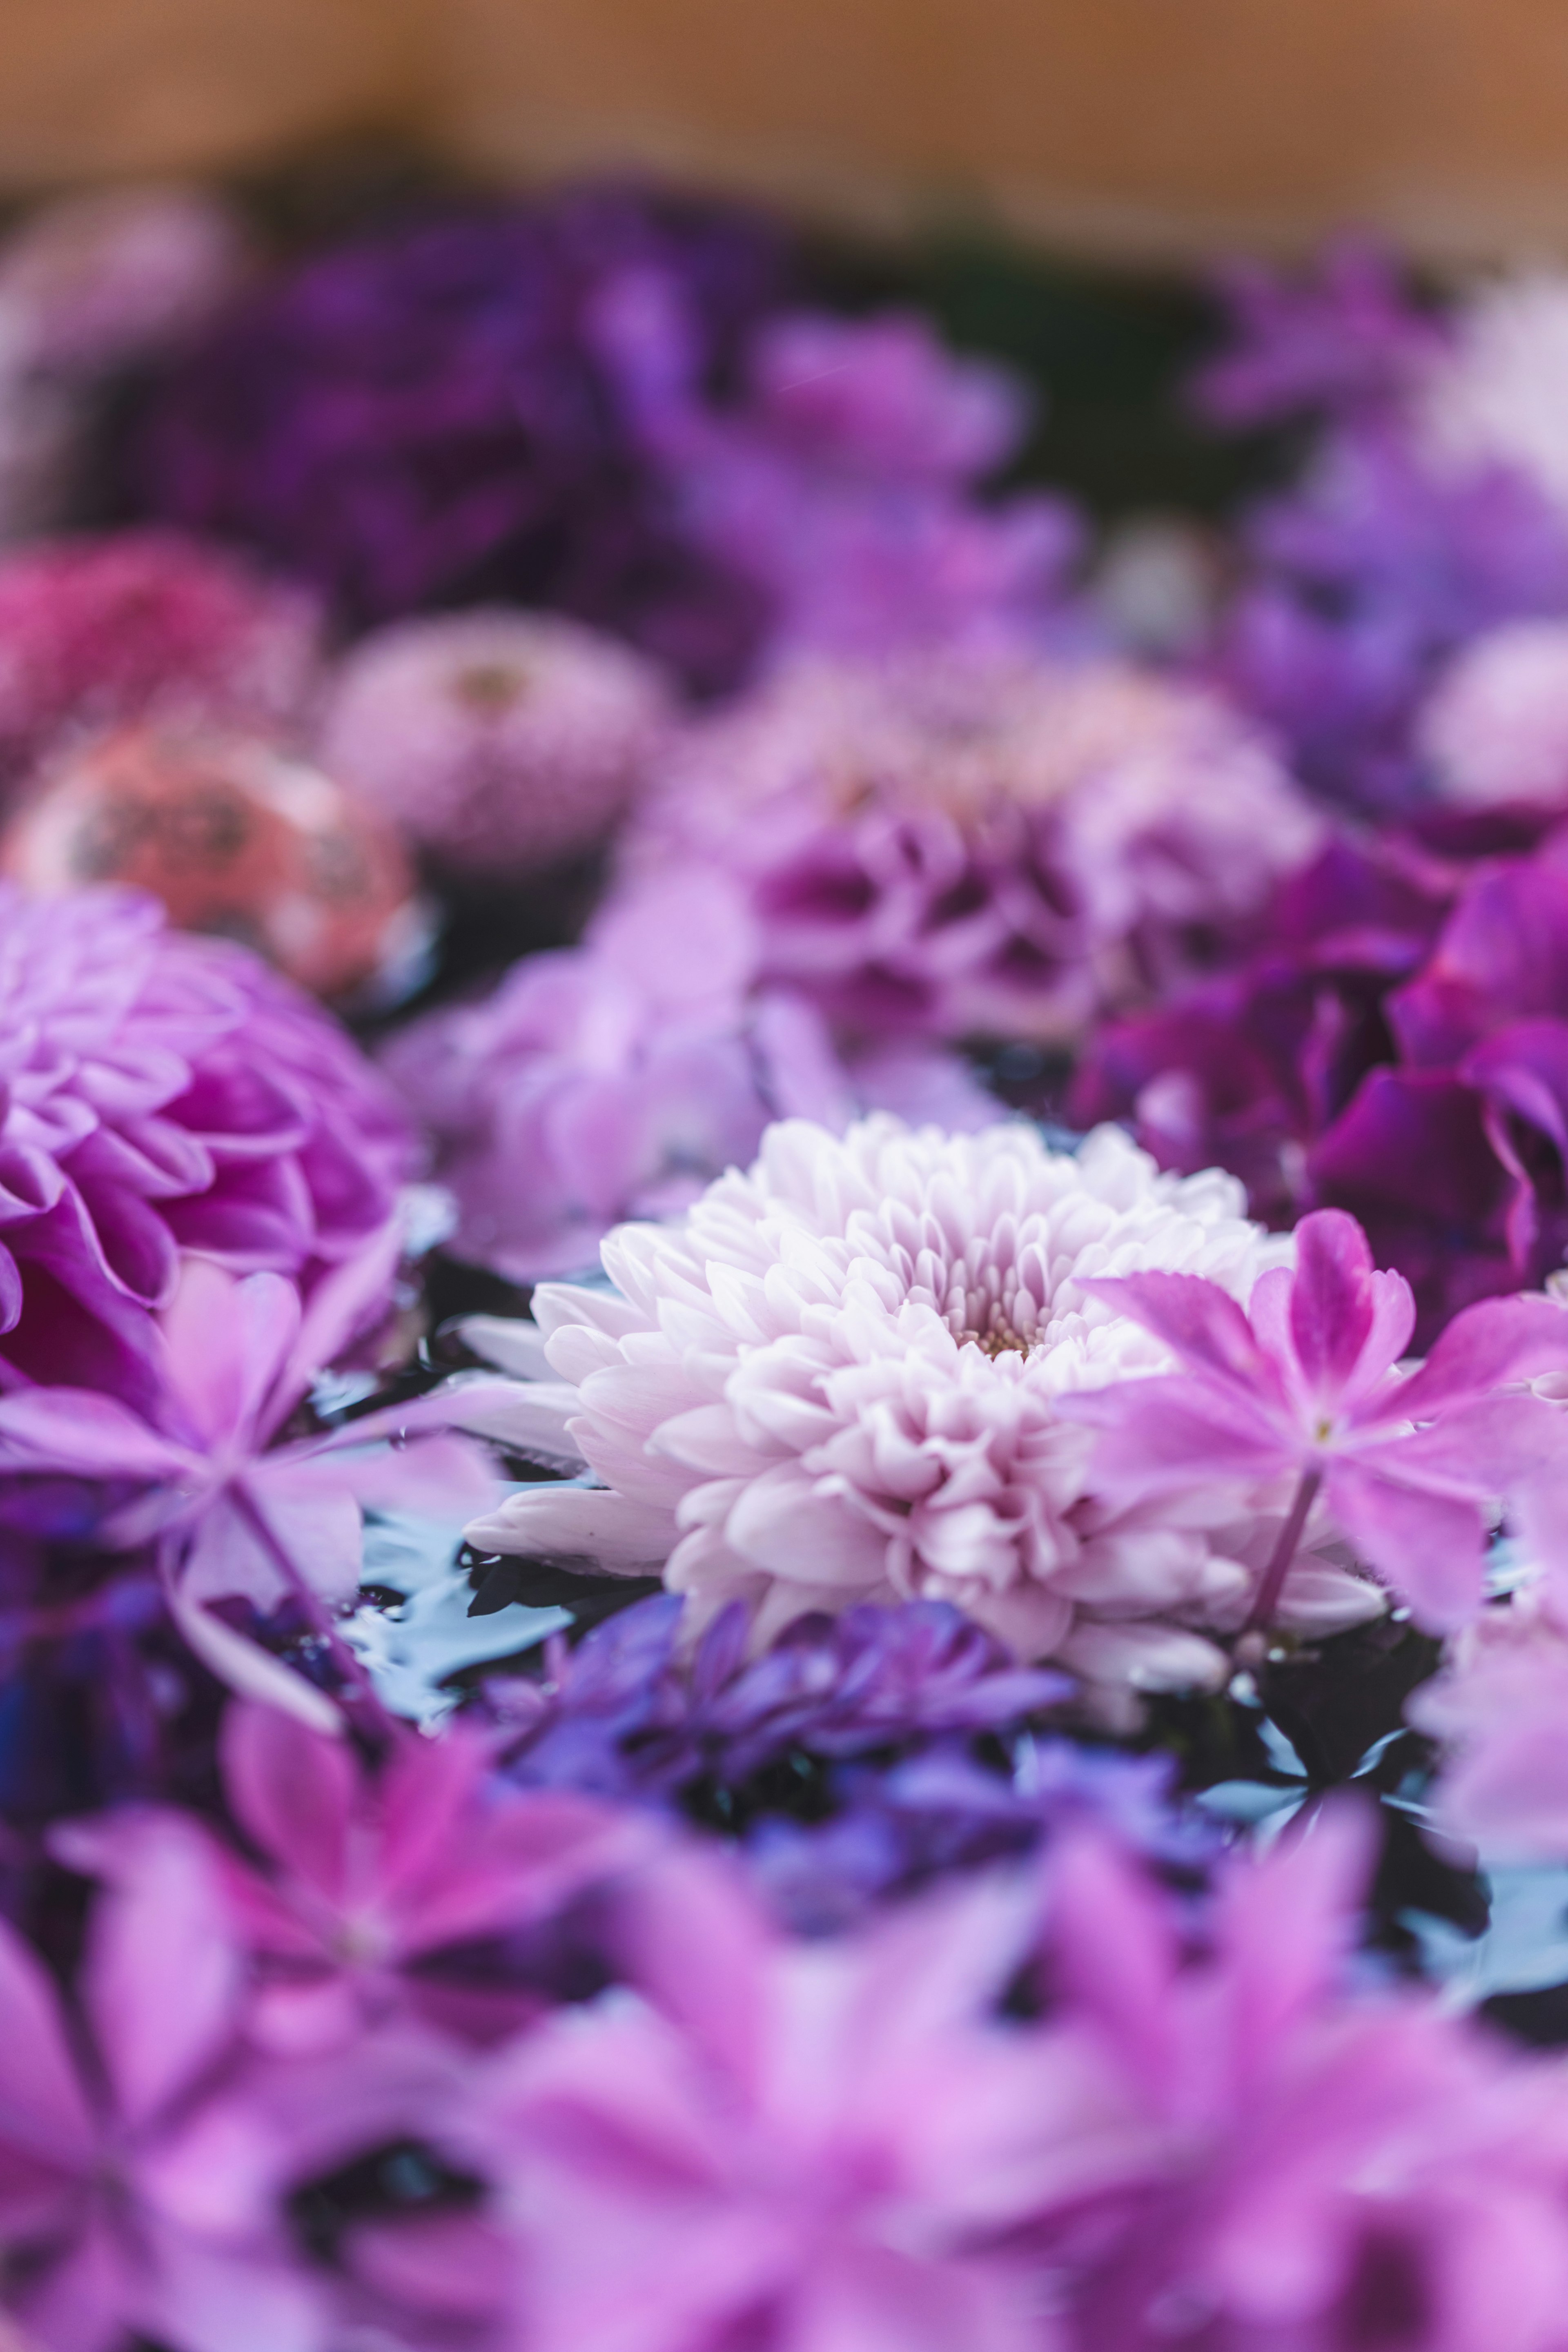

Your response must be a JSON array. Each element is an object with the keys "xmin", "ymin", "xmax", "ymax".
[{"xmin": 4, "ymin": 0, "xmax": 1568, "ymax": 263}]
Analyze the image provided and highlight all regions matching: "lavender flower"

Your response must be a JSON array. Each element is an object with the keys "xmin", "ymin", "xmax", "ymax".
[
  {"xmin": 381, "ymin": 867, "xmax": 995, "ymax": 1282},
  {"xmin": 1193, "ymin": 237, "xmax": 1444, "ymax": 430},
  {"xmin": 1420, "ymin": 618, "xmax": 1568, "ymax": 808},
  {"xmin": 632, "ymin": 650, "xmax": 1320, "ymax": 1045},
  {"xmin": 316, "ymin": 607, "xmax": 673, "ymax": 880},
  {"xmin": 0, "ymin": 882, "xmax": 414, "ymax": 1405}
]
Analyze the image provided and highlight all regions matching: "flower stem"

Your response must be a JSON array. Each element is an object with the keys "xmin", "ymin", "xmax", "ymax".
[{"xmin": 1244, "ymin": 1466, "xmax": 1323, "ymax": 1636}]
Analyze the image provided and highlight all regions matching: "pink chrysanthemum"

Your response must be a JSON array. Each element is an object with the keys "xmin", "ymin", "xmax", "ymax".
[
  {"xmin": 1420, "ymin": 619, "xmax": 1568, "ymax": 807},
  {"xmin": 316, "ymin": 609, "xmax": 673, "ymax": 879},
  {"xmin": 0, "ymin": 882, "xmax": 414, "ymax": 1403},
  {"xmin": 466, "ymin": 1117, "xmax": 1380, "ymax": 1691},
  {"xmin": 0, "ymin": 529, "xmax": 322, "ymax": 792},
  {"xmin": 631, "ymin": 652, "xmax": 1320, "ymax": 1042}
]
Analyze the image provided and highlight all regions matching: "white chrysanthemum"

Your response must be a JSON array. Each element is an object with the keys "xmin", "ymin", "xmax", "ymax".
[
  {"xmin": 466, "ymin": 1117, "xmax": 1379, "ymax": 1693},
  {"xmin": 1417, "ymin": 272, "xmax": 1568, "ymax": 512},
  {"xmin": 1420, "ymin": 619, "xmax": 1568, "ymax": 808}
]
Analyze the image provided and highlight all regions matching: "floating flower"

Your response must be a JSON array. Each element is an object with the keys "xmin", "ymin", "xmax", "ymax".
[
  {"xmin": 0, "ymin": 1815, "xmax": 316, "ymax": 2352},
  {"xmin": 1420, "ymin": 619, "xmax": 1568, "ymax": 808},
  {"xmin": 0, "ymin": 530, "xmax": 322, "ymax": 796},
  {"xmin": 383, "ymin": 868, "xmax": 994, "ymax": 1281},
  {"xmin": 464, "ymin": 1117, "xmax": 1378, "ymax": 1691},
  {"xmin": 316, "ymin": 608, "xmax": 673, "ymax": 880},
  {"xmin": 633, "ymin": 650, "xmax": 1319, "ymax": 1043},
  {"xmin": 1060, "ymin": 1206, "xmax": 1568, "ymax": 1633},
  {"xmin": 0, "ymin": 882, "xmax": 414, "ymax": 1404},
  {"xmin": 0, "ymin": 1250, "xmax": 511, "ymax": 1723},
  {"xmin": 1045, "ymin": 1807, "xmax": 1568, "ymax": 2352},
  {"xmin": 3, "ymin": 720, "xmax": 425, "ymax": 1002},
  {"xmin": 452, "ymin": 1846, "xmax": 1122, "ymax": 2352},
  {"xmin": 663, "ymin": 308, "xmax": 1085, "ymax": 667}
]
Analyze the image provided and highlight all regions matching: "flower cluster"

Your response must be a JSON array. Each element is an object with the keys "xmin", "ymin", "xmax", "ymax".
[
  {"xmin": 2, "ymin": 1722, "xmax": 1566, "ymax": 2352},
  {"xmin": 5, "ymin": 167, "xmax": 1568, "ymax": 2350}
]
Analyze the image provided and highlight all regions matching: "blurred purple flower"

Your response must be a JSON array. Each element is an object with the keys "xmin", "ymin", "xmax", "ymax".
[
  {"xmin": 1062, "ymin": 1207, "xmax": 1568, "ymax": 1632},
  {"xmin": 1071, "ymin": 831, "xmax": 1458, "ymax": 1227},
  {"xmin": 454, "ymin": 1845, "xmax": 1111, "ymax": 2352},
  {"xmin": 125, "ymin": 187, "xmax": 794, "ymax": 690},
  {"xmin": 664, "ymin": 308, "xmax": 1086, "ymax": 666},
  {"xmin": 0, "ymin": 530, "xmax": 322, "ymax": 796},
  {"xmin": 0, "ymin": 1815, "xmax": 316, "ymax": 2352},
  {"xmin": 1048, "ymin": 1808, "xmax": 1568, "ymax": 2352},
  {"xmin": 381, "ymin": 866, "xmax": 995, "ymax": 1281},
  {"xmin": 315, "ymin": 606, "xmax": 673, "ymax": 881},
  {"xmin": 0, "ymin": 883, "xmax": 414, "ymax": 1406},
  {"xmin": 1193, "ymin": 238, "xmax": 1444, "ymax": 430},
  {"xmin": 1217, "ymin": 426, "xmax": 1568, "ymax": 812},
  {"xmin": 0, "ymin": 185, "xmax": 247, "ymax": 380}
]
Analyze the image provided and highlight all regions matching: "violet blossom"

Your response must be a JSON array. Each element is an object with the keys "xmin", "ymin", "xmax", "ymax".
[
  {"xmin": 1044, "ymin": 1807, "xmax": 1568, "ymax": 2352},
  {"xmin": 630, "ymin": 648, "xmax": 1320, "ymax": 1045},
  {"xmin": 0, "ymin": 1814, "xmax": 317, "ymax": 2352},
  {"xmin": 0, "ymin": 530, "xmax": 322, "ymax": 797},
  {"xmin": 66, "ymin": 1697, "xmax": 648, "ymax": 2051},
  {"xmin": 1409, "ymin": 1582, "xmax": 1568, "ymax": 1864},
  {"xmin": 381, "ymin": 867, "xmax": 995, "ymax": 1282},
  {"xmin": 488, "ymin": 1589, "xmax": 1208, "ymax": 1929},
  {"xmin": 450, "ymin": 1846, "xmax": 1125, "ymax": 2352},
  {"xmin": 316, "ymin": 607, "xmax": 673, "ymax": 881},
  {"xmin": 657, "ymin": 307, "xmax": 1087, "ymax": 667},
  {"xmin": 0, "ymin": 1249, "xmax": 514, "ymax": 1725},
  {"xmin": 462, "ymin": 1116, "xmax": 1381, "ymax": 1695},
  {"xmin": 1192, "ymin": 237, "xmax": 1444, "ymax": 431},
  {"xmin": 1060, "ymin": 1206, "xmax": 1568, "ymax": 1633},
  {"xmin": 0, "ymin": 882, "xmax": 414, "ymax": 1406}
]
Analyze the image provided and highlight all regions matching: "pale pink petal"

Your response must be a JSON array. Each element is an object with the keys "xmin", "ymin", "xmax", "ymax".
[{"xmin": 466, "ymin": 1483, "xmax": 674, "ymax": 1568}]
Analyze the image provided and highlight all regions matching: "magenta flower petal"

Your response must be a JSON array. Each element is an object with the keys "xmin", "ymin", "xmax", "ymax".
[{"xmin": 1324, "ymin": 1460, "xmax": 1488, "ymax": 1629}]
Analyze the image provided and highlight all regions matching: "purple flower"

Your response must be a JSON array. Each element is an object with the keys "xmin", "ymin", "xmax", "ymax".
[
  {"xmin": 125, "ymin": 187, "xmax": 795, "ymax": 690},
  {"xmin": 1062, "ymin": 1207, "xmax": 1568, "ymax": 1631},
  {"xmin": 0, "ymin": 883, "xmax": 414, "ymax": 1406},
  {"xmin": 67, "ymin": 1697, "xmax": 647, "ymax": 2051},
  {"xmin": 450, "ymin": 1846, "xmax": 1107, "ymax": 2352},
  {"xmin": 0, "ymin": 530, "xmax": 322, "ymax": 796},
  {"xmin": 1047, "ymin": 1808, "xmax": 1568, "ymax": 2352},
  {"xmin": 0, "ymin": 1815, "xmax": 316, "ymax": 2352},
  {"xmin": 1419, "ymin": 619, "xmax": 1568, "ymax": 811},
  {"xmin": 381, "ymin": 867, "xmax": 995, "ymax": 1281},
  {"xmin": 1071, "ymin": 831, "xmax": 1460, "ymax": 1228},
  {"xmin": 663, "ymin": 308, "xmax": 1085, "ymax": 666},
  {"xmin": 634, "ymin": 650, "xmax": 1320, "ymax": 1045},
  {"xmin": 316, "ymin": 606, "xmax": 673, "ymax": 881},
  {"xmin": 1192, "ymin": 238, "xmax": 1444, "ymax": 430},
  {"xmin": 1217, "ymin": 426, "xmax": 1568, "ymax": 812},
  {"xmin": 0, "ymin": 1249, "xmax": 511, "ymax": 1723}
]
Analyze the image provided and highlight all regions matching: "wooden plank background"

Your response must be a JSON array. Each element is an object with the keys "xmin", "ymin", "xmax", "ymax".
[{"xmin": 4, "ymin": 0, "xmax": 1568, "ymax": 263}]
